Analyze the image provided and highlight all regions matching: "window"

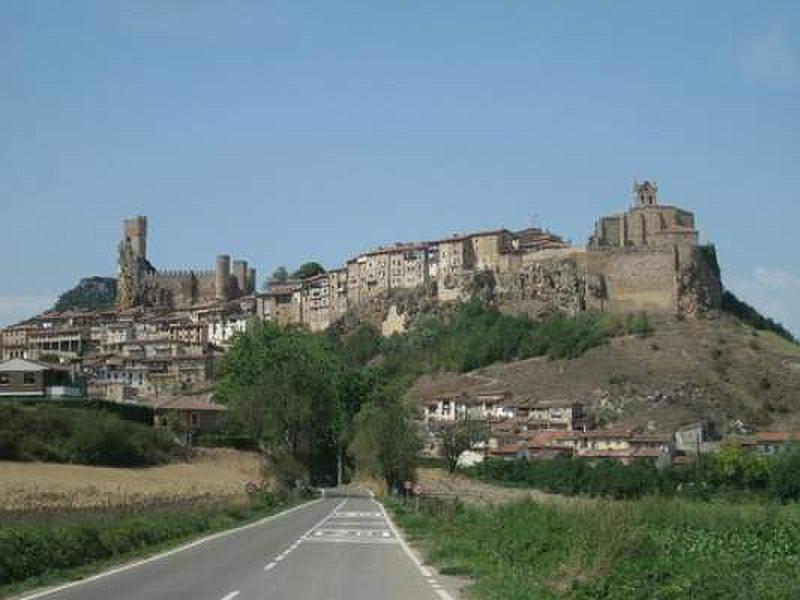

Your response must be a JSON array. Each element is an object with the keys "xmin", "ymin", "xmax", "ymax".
[
  {"xmin": 23, "ymin": 372, "xmax": 36, "ymax": 385},
  {"xmin": 0, "ymin": 373, "xmax": 9, "ymax": 385},
  {"xmin": 190, "ymin": 413, "xmax": 199, "ymax": 427}
]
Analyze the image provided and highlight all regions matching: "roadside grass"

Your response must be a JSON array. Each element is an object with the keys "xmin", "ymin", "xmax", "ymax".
[
  {"xmin": 389, "ymin": 496, "xmax": 800, "ymax": 599},
  {"xmin": 0, "ymin": 492, "xmax": 306, "ymax": 599}
]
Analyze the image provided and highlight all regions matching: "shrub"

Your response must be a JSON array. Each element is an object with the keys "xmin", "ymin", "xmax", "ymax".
[
  {"xmin": 0, "ymin": 403, "xmax": 176, "ymax": 467},
  {"xmin": 769, "ymin": 446, "xmax": 800, "ymax": 501}
]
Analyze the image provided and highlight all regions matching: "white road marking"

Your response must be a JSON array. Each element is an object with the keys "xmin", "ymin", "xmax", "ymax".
[
  {"xmin": 263, "ymin": 499, "xmax": 348, "ymax": 573},
  {"xmin": 377, "ymin": 499, "xmax": 456, "ymax": 600},
  {"xmin": 220, "ymin": 592, "xmax": 240, "ymax": 600},
  {"xmin": 17, "ymin": 499, "xmax": 324, "ymax": 600}
]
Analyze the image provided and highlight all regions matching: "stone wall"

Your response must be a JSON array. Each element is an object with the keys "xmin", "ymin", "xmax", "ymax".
[
  {"xmin": 338, "ymin": 242, "xmax": 721, "ymax": 336},
  {"xmin": 586, "ymin": 247, "xmax": 677, "ymax": 314}
]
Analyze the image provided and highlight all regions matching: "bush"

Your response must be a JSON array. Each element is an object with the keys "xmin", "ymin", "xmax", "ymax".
[
  {"xmin": 355, "ymin": 303, "xmax": 631, "ymax": 393},
  {"xmin": 469, "ymin": 447, "xmax": 800, "ymax": 502},
  {"xmin": 467, "ymin": 457, "xmax": 676, "ymax": 500},
  {"xmin": 0, "ymin": 403, "xmax": 177, "ymax": 467},
  {"xmin": 769, "ymin": 446, "xmax": 800, "ymax": 501},
  {"xmin": 721, "ymin": 290, "xmax": 796, "ymax": 342}
]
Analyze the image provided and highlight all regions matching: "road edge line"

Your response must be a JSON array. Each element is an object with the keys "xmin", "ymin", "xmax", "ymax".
[
  {"xmin": 16, "ymin": 497, "xmax": 324, "ymax": 600},
  {"xmin": 377, "ymin": 500, "xmax": 455, "ymax": 600}
]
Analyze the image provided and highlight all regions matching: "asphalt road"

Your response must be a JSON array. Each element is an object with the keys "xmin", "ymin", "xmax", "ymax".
[{"xmin": 20, "ymin": 494, "xmax": 456, "ymax": 600}]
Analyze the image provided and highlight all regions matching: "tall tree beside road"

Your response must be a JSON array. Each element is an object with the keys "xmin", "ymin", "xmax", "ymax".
[
  {"xmin": 348, "ymin": 395, "xmax": 419, "ymax": 490},
  {"xmin": 215, "ymin": 321, "xmax": 343, "ymax": 486}
]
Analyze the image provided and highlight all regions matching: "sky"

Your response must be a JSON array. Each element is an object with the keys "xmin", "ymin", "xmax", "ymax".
[{"xmin": 1, "ymin": 1, "xmax": 798, "ymax": 336}]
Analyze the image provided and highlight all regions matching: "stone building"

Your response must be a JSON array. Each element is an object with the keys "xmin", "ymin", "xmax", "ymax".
[
  {"xmin": 116, "ymin": 216, "xmax": 256, "ymax": 310},
  {"xmin": 589, "ymin": 181, "xmax": 698, "ymax": 250},
  {"xmin": 584, "ymin": 181, "xmax": 720, "ymax": 315},
  {"xmin": 258, "ymin": 181, "xmax": 719, "ymax": 334}
]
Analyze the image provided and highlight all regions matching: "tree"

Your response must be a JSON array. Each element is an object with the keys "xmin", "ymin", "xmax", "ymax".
[
  {"xmin": 349, "ymin": 396, "xmax": 419, "ymax": 491},
  {"xmin": 439, "ymin": 420, "xmax": 488, "ymax": 473},
  {"xmin": 292, "ymin": 261, "xmax": 326, "ymax": 280},
  {"xmin": 267, "ymin": 266, "xmax": 289, "ymax": 286},
  {"xmin": 214, "ymin": 321, "xmax": 344, "ymax": 486}
]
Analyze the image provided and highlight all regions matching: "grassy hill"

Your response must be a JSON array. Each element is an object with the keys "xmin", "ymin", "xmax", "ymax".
[
  {"xmin": 405, "ymin": 313, "xmax": 800, "ymax": 433},
  {"xmin": 53, "ymin": 276, "xmax": 116, "ymax": 312}
]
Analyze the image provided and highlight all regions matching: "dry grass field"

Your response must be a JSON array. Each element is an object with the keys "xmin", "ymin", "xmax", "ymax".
[{"xmin": 0, "ymin": 448, "xmax": 263, "ymax": 514}]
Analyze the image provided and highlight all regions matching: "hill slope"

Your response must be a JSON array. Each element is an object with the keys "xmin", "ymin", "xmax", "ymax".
[
  {"xmin": 53, "ymin": 276, "xmax": 116, "ymax": 312},
  {"xmin": 406, "ymin": 314, "xmax": 800, "ymax": 433}
]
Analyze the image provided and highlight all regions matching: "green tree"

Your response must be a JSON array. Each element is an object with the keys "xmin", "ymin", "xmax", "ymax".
[
  {"xmin": 438, "ymin": 420, "xmax": 488, "ymax": 473},
  {"xmin": 709, "ymin": 444, "xmax": 770, "ymax": 490},
  {"xmin": 349, "ymin": 396, "xmax": 419, "ymax": 491},
  {"xmin": 267, "ymin": 266, "xmax": 289, "ymax": 286},
  {"xmin": 292, "ymin": 261, "xmax": 326, "ymax": 280},
  {"xmin": 215, "ymin": 321, "xmax": 344, "ymax": 486}
]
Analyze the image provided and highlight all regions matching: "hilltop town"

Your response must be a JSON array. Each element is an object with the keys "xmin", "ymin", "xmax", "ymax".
[{"xmin": 0, "ymin": 181, "xmax": 722, "ymax": 405}]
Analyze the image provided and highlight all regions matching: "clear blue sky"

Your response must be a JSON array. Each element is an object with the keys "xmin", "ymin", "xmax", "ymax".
[{"xmin": 1, "ymin": 1, "xmax": 798, "ymax": 335}]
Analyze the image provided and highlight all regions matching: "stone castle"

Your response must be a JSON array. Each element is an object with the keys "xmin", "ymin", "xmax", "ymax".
[
  {"xmin": 258, "ymin": 182, "xmax": 722, "ymax": 334},
  {"xmin": 117, "ymin": 216, "xmax": 256, "ymax": 310}
]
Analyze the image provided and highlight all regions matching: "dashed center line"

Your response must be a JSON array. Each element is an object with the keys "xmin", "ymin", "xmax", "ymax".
[
  {"xmin": 220, "ymin": 591, "xmax": 240, "ymax": 600},
  {"xmin": 262, "ymin": 499, "xmax": 348, "ymax": 572}
]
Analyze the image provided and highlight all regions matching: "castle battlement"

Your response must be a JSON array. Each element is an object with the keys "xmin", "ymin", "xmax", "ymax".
[
  {"xmin": 117, "ymin": 218, "xmax": 255, "ymax": 310},
  {"xmin": 147, "ymin": 269, "xmax": 216, "ymax": 279}
]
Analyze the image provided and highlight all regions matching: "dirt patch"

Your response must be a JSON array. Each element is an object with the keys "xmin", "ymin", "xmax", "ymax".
[{"xmin": 0, "ymin": 448, "xmax": 263, "ymax": 513}]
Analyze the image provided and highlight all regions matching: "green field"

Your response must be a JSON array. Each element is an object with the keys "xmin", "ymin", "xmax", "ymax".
[
  {"xmin": 390, "ymin": 496, "xmax": 800, "ymax": 599},
  {"xmin": 0, "ymin": 492, "xmax": 295, "ymax": 597}
]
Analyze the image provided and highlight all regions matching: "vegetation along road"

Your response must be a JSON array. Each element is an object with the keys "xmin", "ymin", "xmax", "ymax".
[{"xmin": 17, "ymin": 492, "xmax": 459, "ymax": 600}]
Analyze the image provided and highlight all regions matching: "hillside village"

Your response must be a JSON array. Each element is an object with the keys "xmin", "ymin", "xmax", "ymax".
[{"xmin": 1, "ymin": 181, "xmax": 797, "ymax": 465}]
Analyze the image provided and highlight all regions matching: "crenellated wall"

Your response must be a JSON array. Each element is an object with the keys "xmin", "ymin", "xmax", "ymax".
[{"xmin": 117, "ymin": 217, "xmax": 255, "ymax": 309}]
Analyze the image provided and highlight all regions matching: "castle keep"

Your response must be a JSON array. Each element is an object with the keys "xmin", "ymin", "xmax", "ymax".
[
  {"xmin": 258, "ymin": 182, "xmax": 721, "ymax": 333},
  {"xmin": 117, "ymin": 216, "xmax": 256, "ymax": 310}
]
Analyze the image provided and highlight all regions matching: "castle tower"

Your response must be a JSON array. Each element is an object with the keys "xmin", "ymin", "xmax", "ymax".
[
  {"xmin": 633, "ymin": 181, "xmax": 658, "ymax": 207},
  {"xmin": 248, "ymin": 268, "xmax": 257, "ymax": 294},
  {"xmin": 123, "ymin": 216, "xmax": 147, "ymax": 260},
  {"xmin": 117, "ymin": 216, "xmax": 148, "ymax": 310},
  {"xmin": 233, "ymin": 260, "xmax": 248, "ymax": 296},
  {"xmin": 216, "ymin": 255, "xmax": 231, "ymax": 301}
]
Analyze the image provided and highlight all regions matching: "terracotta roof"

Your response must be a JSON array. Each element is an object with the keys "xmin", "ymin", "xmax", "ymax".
[{"xmin": 490, "ymin": 443, "xmax": 525, "ymax": 456}]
